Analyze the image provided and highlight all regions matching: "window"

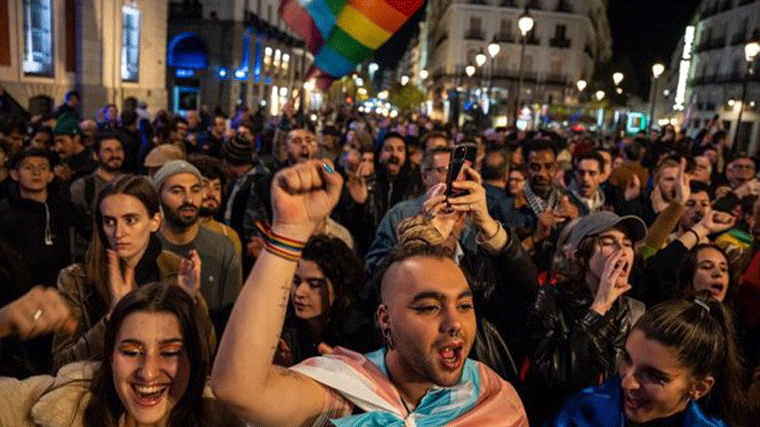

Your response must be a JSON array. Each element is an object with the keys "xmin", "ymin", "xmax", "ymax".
[
  {"xmin": 121, "ymin": 6, "xmax": 140, "ymax": 82},
  {"xmin": 23, "ymin": 0, "xmax": 54, "ymax": 75},
  {"xmin": 469, "ymin": 17, "xmax": 482, "ymax": 31}
]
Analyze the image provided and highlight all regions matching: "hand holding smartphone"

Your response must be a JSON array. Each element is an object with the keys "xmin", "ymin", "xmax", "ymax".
[{"xmin": 445, "ymin": 143, "xmax": 478, "ymax": 198}]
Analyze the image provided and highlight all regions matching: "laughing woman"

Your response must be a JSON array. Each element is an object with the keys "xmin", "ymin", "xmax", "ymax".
[
  {"xmin": 0, "ymin": 283, "xmax": 243, "ymax": 427},
  {"xmin": 549, "ymin": 297, "xmax": 748, "ymax": 427}
]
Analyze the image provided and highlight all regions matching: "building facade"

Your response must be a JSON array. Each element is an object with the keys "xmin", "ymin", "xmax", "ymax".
[
  {"xmin": 667, "ymin": 0, "xmax": 760, "ymax": 153},
  {"xmin": 167, "ymin": 0, "xmax": 311, "ymax": 117},
  {"xmin": 0, "ymin": 0, "xmax": 167, "ymax": 118},
  {"xmin": 423, "ymin": 0, "xmax": 612, "ymax": 124}
]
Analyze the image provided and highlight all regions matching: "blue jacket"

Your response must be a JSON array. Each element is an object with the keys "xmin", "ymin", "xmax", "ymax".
[{"xmin": 548, "ymin": 376, "xmax": 727, "ymax": 427}]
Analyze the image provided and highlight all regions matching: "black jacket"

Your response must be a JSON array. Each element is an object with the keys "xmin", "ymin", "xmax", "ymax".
[
  {"xmin": 523, "ymin": 283, "xmax": 645, "ymax": 426},
  {"xmin": 0, "ymin": 194, "xmax": 83, "ymax": 287},
  {"xmin": 333, "ymin": 164, "xmax": 423, "ymax": 258}
]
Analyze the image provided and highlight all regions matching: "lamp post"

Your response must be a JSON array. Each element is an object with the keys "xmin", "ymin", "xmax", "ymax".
[
  {"xmin": 487, "ymin": 37, "xmax": 500, "ymax": 116},
  {"xmin": 648, "ymin": 63, "xmax": 665, "ymax": 132},
  {"xmin": 733, "ymin": 40, "xmax": 760, "ymax": 151},
  {"xmin": 595, "ymin": 90, "xmax": 605, "ymax": 101},
  {"xmin": 513, "ymin": 9, "xmax": 534, "ymax": 126},
  {"xmin": 465, "ymin": 65, "xmax": 476, "ymax": 107},
  {"xmin": 613, "ymin": 72, "xmax": 624, "ymax": 87}
]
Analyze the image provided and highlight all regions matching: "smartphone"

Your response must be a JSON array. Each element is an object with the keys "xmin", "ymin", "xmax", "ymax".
[{"xmin": 445, "ymin": 142, "xmax": 478, "ymax": 197}]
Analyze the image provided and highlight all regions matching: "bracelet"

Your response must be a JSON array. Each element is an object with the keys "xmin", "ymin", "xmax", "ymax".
[
  {"xmin": 256, "ymin": 221, "xmax": 306, "ymax": 262},
  {"xmin": 686, "ymin": 228, "xmax": 701, "ymax": 242}
]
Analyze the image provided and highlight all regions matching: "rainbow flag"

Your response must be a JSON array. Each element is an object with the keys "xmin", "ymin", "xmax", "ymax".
[{"xmin": 280, "ymin": 0, "xmax": 423, "ymax": 86}]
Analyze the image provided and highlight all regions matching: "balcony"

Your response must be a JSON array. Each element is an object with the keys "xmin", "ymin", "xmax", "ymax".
[
  {"xmin": 555, "ymin": 0, "xmax": 573, "ymax": 13},
  {"xmin": 700, "ymin": 3, "xmax": 719, "ymax": 19},
  {"xmin": 718, "ymin": 71, "xmax": 745, "ymax": 83},
  {"xmin": 465, "ymin": 29, "xmax": 485, "ymax": 40},
  {"xmin": 169, "ymin": 0, "xmax": 203, "ymax": 19},
  {"xmin": 494, "ymin": 32, "xmax": 515, "ymax": 43},
  {"xmin": 549, "ymin": 37, "xmax": 571, "ymax": 48},
  {"xmin": 545, "ymin": 73, "xmax": 568, "ymax": 85},
  {"xmin": 731, "ymin": 31, "xmax": 747, "ymax": 45},
  {"xmin": 526, "ymin": 0, "xmax": 543, "ymax": 10}
]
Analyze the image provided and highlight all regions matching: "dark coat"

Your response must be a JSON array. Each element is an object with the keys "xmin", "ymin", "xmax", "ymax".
[{"xmin": 523, "ymin": 282, "xmax": 645, "ymax": 426}]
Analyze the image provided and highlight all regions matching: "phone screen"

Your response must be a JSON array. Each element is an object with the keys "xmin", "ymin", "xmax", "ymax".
[{"xmin": 445, "ymin": 143, "xmax": 477, "ymax": 197}]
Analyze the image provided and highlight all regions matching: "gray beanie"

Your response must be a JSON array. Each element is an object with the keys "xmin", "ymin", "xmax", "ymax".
[{"xmin": 152, "ymin": 159, "xmax": 203, "ymax": 191}]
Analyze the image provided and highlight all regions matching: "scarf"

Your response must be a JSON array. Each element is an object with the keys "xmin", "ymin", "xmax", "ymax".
[
  {"xmin": 291, "ymin": 347, "xmax": 528, "ymax": 427},
  {"xmin": 523, "ymin": 182, "xmax": 560, "ymax": 216},
  {"xmin": 568, "ymin": 181, "xmax": 605, "ymax": 213}
]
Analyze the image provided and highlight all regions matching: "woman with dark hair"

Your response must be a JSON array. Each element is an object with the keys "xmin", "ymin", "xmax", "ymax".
[
  {"xmin": 678, "ymin": 244, "xmax": 734, "ymax": 302},
  {"xmin": 53, "ymin": 175, "xmax": 215, "ymax": 369},
  {"xmin": 275, "ymin": 235, "xmax": 374, "ymax": 366},
  {"xmin": 550, "ymin": 296, "xmax": 748, "ymax": 427},
  {"xmin": 0, "ymin": 283, "xmax": 243, "ymax": 427}
]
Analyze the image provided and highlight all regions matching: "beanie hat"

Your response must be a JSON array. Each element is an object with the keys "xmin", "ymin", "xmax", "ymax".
[
  {"xmin": 222, "ymin": 134, "xmax": 254, "ymax": 165},
  {"xmin": 152, "ymin": 159, "xmax": 202, "ymax": 191},
  {"xmin": 53, "ymin": 114, "xmax": 81, "ymax": 136},
  {"xmin": 143, "ymin": 144, "xmax": 184, "ymax": 168}
]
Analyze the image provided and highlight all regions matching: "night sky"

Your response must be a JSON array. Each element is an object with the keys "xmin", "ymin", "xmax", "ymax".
[
  {"xmin": 608, "ymin": 0, "xmax": 701, "ymax": 98},
  {"xmin": 375, "ymin": 0, "xmax": 703, "ymax": 100}
]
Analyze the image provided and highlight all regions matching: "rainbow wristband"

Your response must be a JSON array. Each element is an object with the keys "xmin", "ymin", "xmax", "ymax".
[{"xmin": 256, "ymin": 221, "xmax": 306, "ymax": 261}]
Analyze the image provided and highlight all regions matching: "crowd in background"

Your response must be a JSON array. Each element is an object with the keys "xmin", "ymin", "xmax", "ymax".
[{"xmin": 0, "ymin": 87, "xmax": 759, "ymax": 427}]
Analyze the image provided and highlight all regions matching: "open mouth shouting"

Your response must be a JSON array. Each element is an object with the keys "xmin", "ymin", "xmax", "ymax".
[
  {"xmin": 131, "ymin": 382, "xmax": 171, "ymax": 407},
  {"xmin": 437, "ymin": 341, "xmax": 465, "ymax": 371}
]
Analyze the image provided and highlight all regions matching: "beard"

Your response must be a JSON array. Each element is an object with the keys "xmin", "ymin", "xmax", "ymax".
[{"xmin": 162, "ymin": 201, "xmax": 199, "ymax": 228}]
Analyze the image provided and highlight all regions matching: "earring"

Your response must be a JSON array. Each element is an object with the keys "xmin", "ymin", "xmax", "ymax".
[{"xmin": 383, "ymin": 329, "xmax": 395, "ymax": 350}]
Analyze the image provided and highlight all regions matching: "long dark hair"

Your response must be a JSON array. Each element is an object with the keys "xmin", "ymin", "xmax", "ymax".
[
  {"xmin": 300, "ymin": 235, "xmax": 364, "ymax": 325},
  {"xmin": 677, "ymin": 243, "xmax": 736, "ymax": 301},
  {"xmin": 85, "ymin": 175, "xmax": 160, "ymax": 308},
  {"xmin": 84, "ymin": 283, "xmax": 210, "ymax": 427},
  {"xmin": 634, "ymin": 296, "xmax": 748, "ymax": 427}
]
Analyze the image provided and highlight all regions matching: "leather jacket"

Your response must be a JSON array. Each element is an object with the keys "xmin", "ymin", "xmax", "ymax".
[{"xmin": 523, "ymin": 282, "xmax": 645, "ymax": 426}]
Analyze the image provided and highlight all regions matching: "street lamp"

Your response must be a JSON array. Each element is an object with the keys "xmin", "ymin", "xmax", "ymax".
[
  {"xmin": 613, "ymin": 72, "xmax": 624, "ymax": 87},
  {"xmin": 595, "ymin": 90, "xmax": 605, "ymax": 101},
  {"xmin": 475, "ymin": 51, "xmax": 487, "ymax": 68},
  {"xmin": 733, "ymin": 40, "xmax": 760, "ymax": 151},
  {"xmin": 465, "ymin": 65, "xmax": 476, "ymax": 77},
  {"xmin": 401, "ymin": 75, "xmax": 409, "ymax": 86},
  {"xmin": 487, "ymin": 37, "xmax": 501, "ymax": 116},
  {"xmin": 576, "ymin": 79, "xmax": 587, "ymax": 92},
  {"xmin": 648, "ymin": 63, "xmax": 665, "ymax": 131},
  {"xmin": 420, "ymin": 69, "xmax": 429, "ymax": 80},
  {"xmin": 514, "ymin": 8, "xmax": 535, "ymax": 126}
]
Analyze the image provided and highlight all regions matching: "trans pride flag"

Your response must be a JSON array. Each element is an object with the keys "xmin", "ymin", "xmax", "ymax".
[{"xmin": 279, "ymin": 0, "xmax": 423, "ymax": 88}]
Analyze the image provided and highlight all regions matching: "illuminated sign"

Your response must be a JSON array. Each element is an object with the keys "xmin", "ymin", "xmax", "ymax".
[
  {"xmin": 674, "ymin": 26, "xmax": 695, "ymax": 111},
  {"xmin": 627, "ymin": 112, "xmax": 647, "ymax": 134},
  {"xmin": 176, "ymin": 68, "xmax": 194, "ymax": 78}
]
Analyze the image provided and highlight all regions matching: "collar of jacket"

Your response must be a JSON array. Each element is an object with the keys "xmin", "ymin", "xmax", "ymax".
[{"xmin": 554, "ymin": 375, "xmax": 728, "ymax": 427}]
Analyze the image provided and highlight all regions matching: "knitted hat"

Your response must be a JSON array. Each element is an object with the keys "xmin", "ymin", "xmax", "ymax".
[
  {"xmin": 222, "ymin": 134, "xmax": 254, "ymax": 165},
  {"xmin": 53, "ymin": 114, "xmax": 81, "ymax": 136},
  {"xmin": 143, "ymin": 144, "xmax": 184, "ymax": 168},
  {"xmin": 152, "ymin": 159, "xmax": 202, "ymax": 191}
]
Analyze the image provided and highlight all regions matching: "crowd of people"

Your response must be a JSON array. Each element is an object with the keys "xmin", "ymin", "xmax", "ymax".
[{"xmin": 0, "ymin": 88, "xmax": 758, "ymax": 427}]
